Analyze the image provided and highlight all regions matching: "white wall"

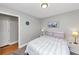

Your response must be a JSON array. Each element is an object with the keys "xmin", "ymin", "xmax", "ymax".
[
  {"xmin": 41, "ymin": 10, "xmax": 79, "ymax": 43},
  {"xmin": 0, "ymin": 6, "xmax": 41, "ymax": 48}
]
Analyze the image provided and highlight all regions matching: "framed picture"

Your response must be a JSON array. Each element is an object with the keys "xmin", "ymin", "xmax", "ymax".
[{"xmin": 48, "ymin": 21, "xmax": 57, "ymax": 28}]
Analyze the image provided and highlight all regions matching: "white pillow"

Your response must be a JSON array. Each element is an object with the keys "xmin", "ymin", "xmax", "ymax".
[
  {"xmin": 45, "ymin": 31, "xmax": 65, "ymax": 39},
  {"xmin": 53, "ymin": 32, "xmax": 65, "ymax": 39},
  {"xmin": 45, "ymin": 31, "xmax": 53, "ymax": 36}
]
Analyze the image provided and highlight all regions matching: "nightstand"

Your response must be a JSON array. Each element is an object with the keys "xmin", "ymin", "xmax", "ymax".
[{"xmin": 68, "ymin": 42, "xmax": 79, "ymax": 55}]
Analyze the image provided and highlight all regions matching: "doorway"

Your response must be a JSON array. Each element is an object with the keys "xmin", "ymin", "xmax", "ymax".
[{"xmin": 0, "ymin": 13, "xmax": 19, "ymax": 55}]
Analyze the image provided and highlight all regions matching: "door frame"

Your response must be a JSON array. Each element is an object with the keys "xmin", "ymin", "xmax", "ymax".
[{"xmin": 0, "ymin": 12, "xmax": 20, "ymax": 48}]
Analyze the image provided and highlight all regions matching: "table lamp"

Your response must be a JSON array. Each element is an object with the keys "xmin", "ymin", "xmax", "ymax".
[
  {"xmin": 41, "ymin": 29, "xmax": 44, "ymax": 32},
  {"xmin": 41, "ymin": 29, "xmax": 45, "ymax": 35},
  {"xmin": 72, "ymin": 32, "xmax": 78, "ymax": 44}
]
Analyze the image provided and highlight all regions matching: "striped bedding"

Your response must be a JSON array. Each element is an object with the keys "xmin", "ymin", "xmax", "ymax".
[{"xmin": 25, "ymin": 36, "xmax": 70, "ymax": 55}]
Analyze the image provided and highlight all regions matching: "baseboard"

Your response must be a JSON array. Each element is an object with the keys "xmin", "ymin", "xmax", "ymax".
[
  {"xmin": 19, "ymin": 43, "xmax": 27, "ymax": 48},
  {"xmin": 0, "ymin": 41, "xmax": 18, "ymax": 47},
  {"xmin": 9, "ymin": 41, "xmax": 18, "ymax": 45}
]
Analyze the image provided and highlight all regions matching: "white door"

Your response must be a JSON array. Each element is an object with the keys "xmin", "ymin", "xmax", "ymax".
[
  {"xmin": 0, "ymin": 15, "xmax": 18, "ymax": 47},
  {"xmin": 0, "ymin": 19, "xmax": 10, "ymax": 47},
  {"xmin": 9, "ymin": 18, "xmax": 18, "ymax": 45}
]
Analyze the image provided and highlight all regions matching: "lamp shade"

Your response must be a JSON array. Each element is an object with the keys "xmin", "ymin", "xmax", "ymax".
[
  {"xmin": 72, "ymin": 32, "xmax": 78, "ymax": 36},
  {"xmin": 41, "ymin": 29, "xmax": 44, "ymax": 32}
]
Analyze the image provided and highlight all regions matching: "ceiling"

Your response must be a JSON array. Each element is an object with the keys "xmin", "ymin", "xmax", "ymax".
[{"xmin": 0, "ymin": 3, "xmax": 79, "ymax": 19}]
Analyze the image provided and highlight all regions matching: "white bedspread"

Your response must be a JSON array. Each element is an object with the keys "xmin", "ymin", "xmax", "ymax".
[{"xmin": 25, "ymin": 36, "xmax": 70, "ymax": 55}]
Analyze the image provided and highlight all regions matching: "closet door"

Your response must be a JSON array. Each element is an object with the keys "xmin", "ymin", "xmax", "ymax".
[
  {"xmin": 9, "ymin": 19, "xmax": 18, "ymax": 44},
  {"xmin": 0, "ymin": 16, "xmax": 10, "ymax": 47},
  {"xmin": 1, "ymin": 20, "xmax": 10, "ymax": 46},
  {"xmin": 0, "ymin": 20, "xmax": 3, "ymax": 47},
  {"xmin": 0, "ymin": 15, "xmax": 18, "ymax": 47}
]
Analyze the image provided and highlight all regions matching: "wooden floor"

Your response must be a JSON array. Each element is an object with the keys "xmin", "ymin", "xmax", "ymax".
[
  {"xmin": 0, "ymin": 43, "xmax": 18, "ymax": 55},
  {"xmin": 10, "ymin": 46, "xmax": 26, "ymax": 55}
]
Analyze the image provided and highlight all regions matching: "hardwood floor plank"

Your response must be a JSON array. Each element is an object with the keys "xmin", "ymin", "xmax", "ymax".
[{"xmin": 0, "ymin": 43, "xmax": 18, "ymax": 55}]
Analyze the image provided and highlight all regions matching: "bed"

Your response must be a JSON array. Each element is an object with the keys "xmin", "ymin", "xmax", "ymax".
[{"xmin": 25, "ymin": 30, "xmax": 70, "ymax": 55}]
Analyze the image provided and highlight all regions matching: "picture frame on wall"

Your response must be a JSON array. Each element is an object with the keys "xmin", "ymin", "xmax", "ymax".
[{"xmin": 48, "ymin": 21, "xmax": 57, "ymax": 28}]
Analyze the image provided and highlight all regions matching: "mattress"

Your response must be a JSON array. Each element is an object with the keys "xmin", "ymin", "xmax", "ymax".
[{"xmin": 25, "ymin": 36, "xmax": 70, "ymax": 55}]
